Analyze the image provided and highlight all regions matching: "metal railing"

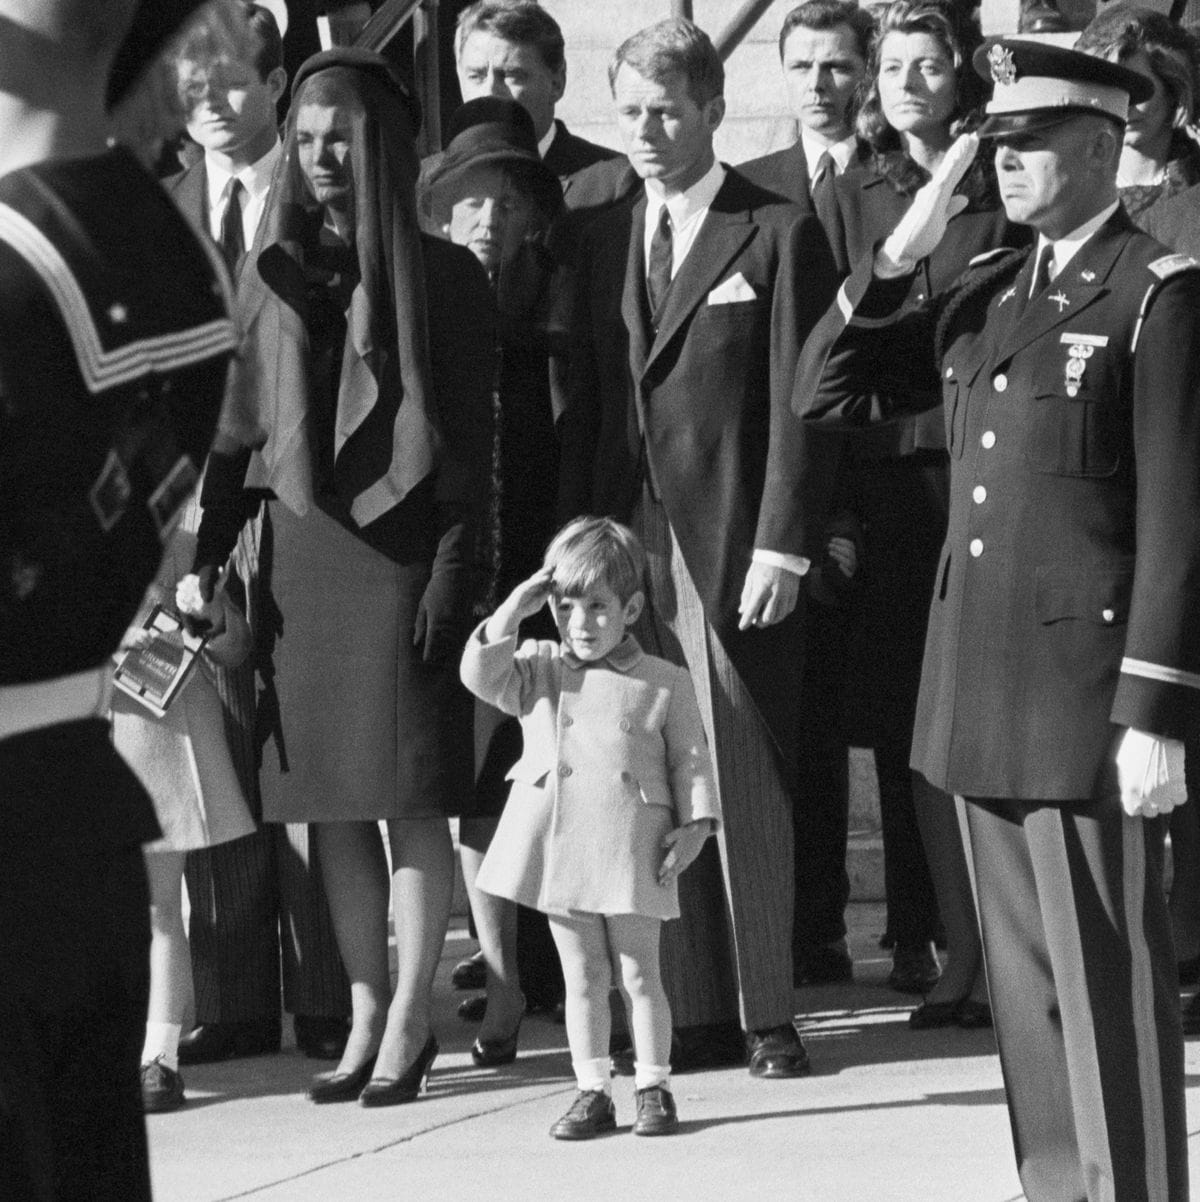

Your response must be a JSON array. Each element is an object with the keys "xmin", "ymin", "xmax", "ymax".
[{"xmin": 354, "ymin": 0, "xmax": 442, "ymax": 155}]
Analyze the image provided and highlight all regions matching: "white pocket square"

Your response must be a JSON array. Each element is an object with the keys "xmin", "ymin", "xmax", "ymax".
[{"xmin": 707, "ymin": 272, "xmax": 757, "ymax": 305}]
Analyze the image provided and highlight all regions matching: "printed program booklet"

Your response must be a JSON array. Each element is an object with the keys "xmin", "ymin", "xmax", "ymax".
[{"xmin": 112, "ymin": 604, "xmax": 208, "ymax": 718}]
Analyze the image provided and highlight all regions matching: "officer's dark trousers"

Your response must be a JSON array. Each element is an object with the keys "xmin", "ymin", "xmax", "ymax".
[
  {"xmin": 960, "ymin": 794, "xmax": 1186, "ymax": 1202},
  {"xmin": 0, "ymin": 844, "xmax": 151, "ymax": 1202}
]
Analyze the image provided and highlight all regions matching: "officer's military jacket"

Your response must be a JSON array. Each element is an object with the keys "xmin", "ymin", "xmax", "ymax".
[
  {"xmin": 0, "ymin": 148, "xmax": 238, "ymax": 690},
  {"xmin": 793, "ymin": 208, "xmax": 1200, "ymax": 800}
]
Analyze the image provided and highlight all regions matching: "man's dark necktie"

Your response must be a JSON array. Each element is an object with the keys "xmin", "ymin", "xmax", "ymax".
[
  {"xmin": 219, "ymin": 177, "xmax": 246, "ymax": 274},
  {"xmin": 811, "ymin": 150, "xmax": 835, "ymax": 210},
  {"xmin": 646, "ymin": 205, "xmax": 673, "ymax": 318}
]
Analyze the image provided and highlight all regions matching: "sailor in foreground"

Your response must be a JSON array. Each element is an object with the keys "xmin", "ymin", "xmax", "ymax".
[
  {"xmin": 0, "ymin": 2, "xmax": 242, "ymax": 1197},
  {"xmin": 793, "ymin": 37, "xmax": 1200, "ymax": 1202}
]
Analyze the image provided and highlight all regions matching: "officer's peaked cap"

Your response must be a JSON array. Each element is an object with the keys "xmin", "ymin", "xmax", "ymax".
[{"xmin": 974, "ymin": 37, "xmax": 1154, "ymax": 138}]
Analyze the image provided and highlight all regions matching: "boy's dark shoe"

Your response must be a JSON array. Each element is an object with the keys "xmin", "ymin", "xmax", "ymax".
[
  {"xmin": 633, "ymin": 1086, "xmax": 678, "ymax": 1136},
  {"xmin": 140, "ymin": 1058, "xmax": 185, "ymax": 1113},
  {"xmin": 549, "ymin": 1089, "xmax": 617, "ymax": 1140}
]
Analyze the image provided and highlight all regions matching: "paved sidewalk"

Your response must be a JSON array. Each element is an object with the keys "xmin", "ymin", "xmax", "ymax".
[{"xmin": 147, "ymin": 903, "xmax": 1200, "ymax": 1202}]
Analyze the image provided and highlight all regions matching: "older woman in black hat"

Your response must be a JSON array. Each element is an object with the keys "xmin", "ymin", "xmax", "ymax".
[
  {"xmin": 189, "ymin": 46, "xmax": 492, "ymax": 1107},
  {"xmin": 420, "ymin": 97, "xmax": 566, "ymax": 1067}
]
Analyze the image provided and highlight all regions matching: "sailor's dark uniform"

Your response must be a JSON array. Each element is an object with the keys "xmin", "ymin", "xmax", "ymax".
[{"xmin": 0, "ymin": 147, "xmax": 237, "ymax": 1202}]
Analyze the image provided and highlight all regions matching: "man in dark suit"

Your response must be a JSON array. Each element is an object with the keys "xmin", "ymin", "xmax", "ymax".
[
  {"xmin": 739, "ymin": 0, "xmax": 875, "ymax": 988},
  {"xmin": 168, "ymin": 3, "xmax": 351, "ymax": 1068},
  {"xmin": 795, "ymin": 40, "xmax": 1200, "ymax": 1199},
  {"xmin": 559, "ymin": 17, "xmax": 840, "ymax": 1077},
  {"xmin": 453, "ymin": 0, "xmax": 617, "ymax": 198},
  {"xmin": 739, "ymin": 0, "xmax": 873, "ymax": 228}
]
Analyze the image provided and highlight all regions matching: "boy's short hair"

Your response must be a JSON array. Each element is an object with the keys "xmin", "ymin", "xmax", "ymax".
[
  {"xmin": 544, "ymin": 517, "xmax": 646, "ymax": 604},
  {"xmin": 608, "ymin": 18, "xmax": 724, "ymax": 107},
  {"xmin": 454, "ymin": 1, "xmax": 566, "ymax": 75},
  {"xmin": 177, "ymin": 0, "xmax": 283, "ymax": 80},
  {"xmin": 778, "ymin": 0, "xmax": 876, "ymax": 62}
]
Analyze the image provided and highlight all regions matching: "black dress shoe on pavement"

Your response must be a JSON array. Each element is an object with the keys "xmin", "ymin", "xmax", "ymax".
[
  {"xmin": 794, "ymin": 941, "xmax": 854, "ymax": 986},
  {"xmin": 888, "ymin": 943, "xmax": 941, "ymax": 995},
  {"xmin": 746, "ymin": 1024, "xmax": 812, "ymax": 1078},
  {"xmin": 471, "ymin": 1016, "xmax": 521, "ymax": 1068},
  {"xmin": 140, "ymin": 1058, "xmax": 185, "ymax": 1113},
  {"xmin": 549, "ymin": 1089, "xmax": 617, "ymax": 1140},
  {"xmin": 670, "ymin": 1022, "xmax": 747, "ymax": 1073},
  {"xmin": 177, "ymin": 1021, "xmax": 280, "ymax": 1065},
  {"xmin": 633, "ymin": 1086, "xmax": 678, "ymax": 1136},
  {"xmin": 294, "ymin": 1015, "xmax": 350, "ymax": 1061},
  {"xmin": 307, "ymin": 1056, "xmax": 377, "ymax": 1104},
  {"xmin": 451, "ymin": 950, "xmax": 486, "ymax": 990},
  {"xmin": 359, "ymin": 1035, "xmax": 439, "ymax": 1107}
]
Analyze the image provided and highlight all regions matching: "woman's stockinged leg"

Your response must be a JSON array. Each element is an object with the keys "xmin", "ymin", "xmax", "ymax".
[
  {"xmin": 548, "ymin": 912, "xmax": 615, "ymax": 1088},
  {"xmin": 375, "ymin": 816, "xmax": 455, "ymax": 1080},
  {"xmin": 459, "ymin": 816, "xmax": 524, "ymax": 1042},
  {"xmin": 606, "ymin": 914, "xmax": 672, "ymax": 1075},
  {"xmin": 314, "ymin": 821, "xmax": 391, "ymax": 1074}
]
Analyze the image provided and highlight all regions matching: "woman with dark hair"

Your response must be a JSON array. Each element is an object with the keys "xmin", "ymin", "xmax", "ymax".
[
  {"xmin": 420, "ymin": 96, "xmax": 568, "ymax": 1066},
  {"xmin": 825, "ymin": 0, "xmax": 1027, "ymax": 1026},
  {"xmin": 1077, "ymin": 5, "xmax": 1200, "ymax": 224},
  {"xmin": 189, "ymin": 47, "xmax": 491, "ymax": 1106}
]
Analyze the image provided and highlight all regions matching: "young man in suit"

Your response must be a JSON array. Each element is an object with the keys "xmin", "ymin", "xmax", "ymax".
[
  {"xmin": 558, "ymin": 17, "xmax": 840, "ymax": 1077},
  {"xmin": 739, "ymin": 0, "xmax": 874, "ymax": 230},
  {"xmin": 795, "ymin": 40, "xmax": 1200, "ymax": 1199},
  {"xmin": 739, "ymin": 0, "xmax": 875, "ymax": 989},
  {"xmin": 168, "ymin": 3, "xmax": 352, "ymax": 1067},
  {"xmin": 454, "ymin": 1, "xmax": 617, "ymax": 196}
]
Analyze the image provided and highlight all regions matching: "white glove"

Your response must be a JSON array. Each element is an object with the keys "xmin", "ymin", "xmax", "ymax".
[
  {"xmin": 175, "ymin": 572, "xmax": 224, "ymax": 631},
  {"xmin": 1115, "ymin": 727, "xmax": 1187, "ymax": 818},
  {"xmin": 876, "ymin": 133, "xmax": 979, "ymax": 277}
]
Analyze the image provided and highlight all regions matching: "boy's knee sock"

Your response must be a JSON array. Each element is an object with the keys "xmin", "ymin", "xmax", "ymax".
[
  {"xmin": 634, "ymin": 1061, "xmax": 671, "ymax": 1091},
  {"xmin": 572, "ymin": 1056, "xmax": 612, "ymax": 1094}
]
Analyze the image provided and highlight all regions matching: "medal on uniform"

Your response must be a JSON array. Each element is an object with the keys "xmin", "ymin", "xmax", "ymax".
[{"xmin": 1064, "ymin": 343, "xmax": 1092, "ymax": 396}]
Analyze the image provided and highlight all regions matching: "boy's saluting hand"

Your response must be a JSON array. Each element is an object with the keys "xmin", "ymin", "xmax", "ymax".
[{"xmin": 484, "ymin": 567, "xmax": 555, "ymax": 643}]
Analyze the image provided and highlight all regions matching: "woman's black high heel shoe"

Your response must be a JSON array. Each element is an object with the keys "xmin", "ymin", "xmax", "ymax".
[
  {"xmin": 307, "ymin": 1055, "xmax": 377, "ymax": 1104},
  {"xmin": 358, "ymin": 1035, "xmax": 438, "ymax": 1107},
  {"xmin": 471, "ymin": 1015, "xmax": 522, "ymax": 1068}
]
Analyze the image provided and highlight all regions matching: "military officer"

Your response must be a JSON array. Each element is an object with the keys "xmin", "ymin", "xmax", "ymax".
[{"xmin": 793, "ymin": 39, "xmax": 1200, "ymax": 1202}]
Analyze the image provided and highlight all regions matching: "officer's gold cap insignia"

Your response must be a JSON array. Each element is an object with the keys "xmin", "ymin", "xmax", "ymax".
[{"xmin": 988, "ymin": 45, "xmax": 1017, "ymax": 86}]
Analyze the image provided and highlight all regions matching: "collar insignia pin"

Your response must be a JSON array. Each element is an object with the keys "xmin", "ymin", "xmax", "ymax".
[
  {"xmin": 1080, "ymin": 270, "xmax": 1095, "ymax": 282},
  {"xmin": 998, "ymin": 286, "xmax": 1017, "ymax": 306},
  {"xmin": 1048, "ymin": 290, "xmax": 1070, "ymax": 312},
  {"xmin": 988, "ymin": 44, "xmax": 1018, "ymax": 86}
]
